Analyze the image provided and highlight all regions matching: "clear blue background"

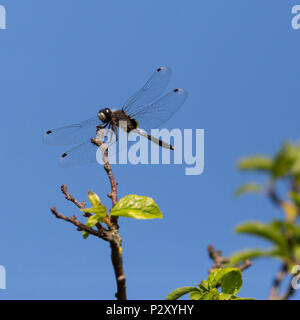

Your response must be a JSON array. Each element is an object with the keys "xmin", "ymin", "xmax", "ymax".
[{"xmin": 0, "ymin": 0, "xmax": 299, "ymax": 300}]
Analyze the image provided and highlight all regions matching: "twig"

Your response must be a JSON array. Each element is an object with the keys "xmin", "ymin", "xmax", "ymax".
[
  {"xmin": 268, "ymin": 263, "xmax": 297, "ymax": 300},
  {"xmin": 281, "ymin": 278, "xmax": 297, "ymax": 300},
  {"xmin": 208, "ymin": 245, "xmax": 229, "ymax": 270},
  {"xmin": 268, "ymin": 188, "xmax": 283, "ymax": 207},
  {"xmin": 265, "ymin": 184, "xmax": 300, "ymax": 300},
  {"xmin": 60, "ymin": 184, "xmax": 104, "ymax": 231},
  {"xmin": 61, "ymin": 184, "xmax": 85, "ymax": 209},
  {"xmin": 91, "ymin": 125, "xmax": 126, "ymax": 299},
  {"xmin": 51, "ymin": 125, "xmax": 127, "ymax": 300},
  {"xmin": 208, "ymin": 244, "xmax": 252, "ymax": 273},
  {"xmin": 269, "ymin": 264, "xmax": 287, "ymax": 300},
  {"xmin": 51, "ymin": 206, "xmax": 112, "ymax": 241}
]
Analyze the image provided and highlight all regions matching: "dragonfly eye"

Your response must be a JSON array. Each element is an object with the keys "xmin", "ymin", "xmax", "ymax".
[
  {"xmin": 98, "ymin": 108, "xmax": 112, "ymax": 122},
  {"xmin": 105, "ymin": 108, "xmax": 112, "ymax": 116},
  {"xmin": 98, "ymin": 112, "xmax": 106, "ymax": 122}
]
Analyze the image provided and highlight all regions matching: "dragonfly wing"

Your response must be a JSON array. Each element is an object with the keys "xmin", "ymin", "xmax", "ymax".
[
  {"xmin": 130, "ymin": 88, "xmax": 188, "ymax": 132},
  {"xmin": 59, "ymin": 127, "xmax": 117, "ymax": 167},
  {"xmin": 59, "ymin": 140, "xmax": 98, "ymax": 167},
  {"xmin": 43, "ymin": 117, "xmax": 99, "ymax": 146},
  {"xmin": 123, "ymin": 67, "xmax": 172, "ymax": 114}
]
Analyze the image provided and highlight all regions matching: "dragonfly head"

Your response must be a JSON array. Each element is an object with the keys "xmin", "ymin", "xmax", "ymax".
[{"xmin": 98, "ymin": 108, "xmax": 112, "ymax": 123}]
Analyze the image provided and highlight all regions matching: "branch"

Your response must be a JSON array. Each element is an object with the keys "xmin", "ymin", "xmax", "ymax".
[
  {"xmin": 268, "ymin": 263, "xmax": 297, "ymax": 300},
  {"xmin": 91, "ymin": 125, "xmax": 126, "ymax": 299},
  {"xmin": 267, "ymin": 188, "xmax": 283, "ymax": 207},
  {"xmin": 269, "ymin": 264, "xmax": 287, "ymax": 300},
  {"xmin": 51, "ymin": 125, "xmax": 127, "ymax": 300},
  {"xmin": 60, "ymin": 184, "xmax": 104, "ymax": 231},
  {"xmin": 61, "ymin": 184, "xmax": 85, "ymax": 209},
  {"xmin": 208, "ymin": 244, "xmax": 252, "ymax": 273},
  {"xmin": 50, "ymin": 206, "xmax": 112, "ymax": 241}
]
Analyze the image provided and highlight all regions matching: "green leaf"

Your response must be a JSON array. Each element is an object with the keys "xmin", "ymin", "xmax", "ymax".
[
  {"xmin": 208, "ymin": 269, "xmax": 224, "ymax": 288},
  {"xmin": 234, "ymin": 183, "xmax": 262, "ymax": 197},
  {"xmin": 200, "ymin": 288, "xmax": 220, "ymax": 300},
  {"xmin": 80, "ymin": 191, "xmax": 107, "ymax": 238},
  {"xmin": 227, "ymin": 248, "xmax": 279, "ymax": 266},
  {"xmin": 197, "ymin": 280, "xmax": 209, "ymax": 291},
  {"xmin": 271, "ymin": 142, "xmax": 300, "ymax": 178},
  {"xmin": 81, "ymin": 206, "xmax": 107, "ymax": 216},
  {"xmin": 111, "ymin": 195, "xmax": 163, "ymax": 219},
  {"xmin": 231, "ymin": 295, "xmax": 255, "ymax": 300},
  {"xmin": 189, "ymin": 290, "xmax": 203, "ymax": 300},
  {"xmin": 208, "ymin": 268, "xmax": 242, "ymax": 295},
  {"xmin": 237, "ymin": 156, "xmax": 273, "ymax": 172},
  {"xmin": 271, "ymin": 221, "xmax": 300, "ymax": 239},
  {"xmin": 293, "ymin": 246, "xmax": 300, "ymax": 261},
  {"xmin": 235, "ymin": 222, "xmax": 289, "ymax": 254},
  {"xmin": 219, "ymin": 293, "xmax": 233, "ymax": 300},
  {"xmin": 88, "ymin": 191, "xmax": 102, "ymax": 206},
  {"xmin": 82, "ymin": 231, "xmax": 89, "ymax": 239},
  {"xmin": 166, "ymin": 286, "xmax": 197, "ymax": 300},
  {"xmin": 85, "ymin": 214, "xmax": 103, "ymax": 228},
  {"xmin": 81, "ymin": 190, "xmax": 107, "ymax": 220},
  {"xmin": 81, "ymin": 213, "xmax": 107, "ymax": 239},
  {"xmin": 220, "ymin": 269, "xmax": 242, "ymax": 295}
]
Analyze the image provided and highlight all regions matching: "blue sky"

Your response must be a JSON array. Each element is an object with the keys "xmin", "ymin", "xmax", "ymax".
[{"xmin": 0, "ymin": 0, "xmax": 300, "ymax": 300}]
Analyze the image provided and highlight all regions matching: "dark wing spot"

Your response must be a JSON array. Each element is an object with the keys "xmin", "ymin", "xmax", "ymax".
[
  {"xmin": 61, "ymin": 153, "xmax": 67, "ymax": 158},
  {"xmin": 157, "ymin": 67, "xmax": 165, "ymax": 72},
  {"xmin": 174, "ymin": 88, "xmax": 180, "ymax": 92},
  {"xmin": 46, "ymin": 130, "xmax": 52, "ymax": 135}
]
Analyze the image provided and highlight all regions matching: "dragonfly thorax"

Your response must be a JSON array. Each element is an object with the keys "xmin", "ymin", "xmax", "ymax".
[{"xmin": 98, "ymin": 108, "xmax": 112, "ymax": 123}]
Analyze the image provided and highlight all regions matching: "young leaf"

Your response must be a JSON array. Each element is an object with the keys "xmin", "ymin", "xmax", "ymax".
[
  {"xmin": 234, "ymin": 183, "xmax": 262, "ymax": 197},
  {"xmin": 200, "ymin": 288, "xmax": 220, "ymax": 300},
  {"xmin": 235, "ymin": 222, "xmax": 289, "ymax": 253},
  {"xmin": 219, "ymin": 292, "xmax": 233, "ymax": 300},
  {"xmin": 271, "ymin": 221, "xmax": 300, "ymax": 240},
  {"xmin": 227, "ymin": 248, "xmax": 279, "ymax": 266},
  {"xmin": 81, "ymin": 190, "xmax": 107, "ymax": 217},
  {"xmin": 110, "ymin": 195, "xmax": 163, "ymax": 219},
  {"xmin": 208, "ymin": 267, "xmax": 242, "ymax": 295},
  {"xmin": 85, "ymin": 214, "xmax": 104, "ymax": 228},
  {"xmin": 88, "ymin": 191, "xmax": 101, "ymax": 206},
  {"xmin": 208, "ymin": 268, "xmax": 224, "ymax": 288},
  {"xmin": 197, "ymin": 280, "xmax": 209, "ymax": 291},
  {"xmin": 237, "ymin": 156, "xmax": 273, "ymax": 172},
  {"xmin": 231, "ymin": 296, "xmax": 255, "ymax": 300},
  {"xmin": 220, "ymin": 269, "xmax": 242, "ymax": 295},
  {"xmin": 271, "ymin": 142, "xmax": 299, "ymax": 178},
  {"xmin": 189, "ymin": 290, "xmax": 203, "ymax": 300},
  {"xmin": 81, "ymin": 206, "xmax": 107, "ymax": 216},
  {"xmin": 166, "ymin": 286, "xmax": 197, "ymax": 300},
  {"xmin": 82, "ymin": 231, "xmax": 89, "ymax": 239}
]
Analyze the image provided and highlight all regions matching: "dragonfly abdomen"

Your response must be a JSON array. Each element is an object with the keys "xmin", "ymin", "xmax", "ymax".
[{"xmin": 146, "ymin": 134, "xmax": 174, "ymax": 150}]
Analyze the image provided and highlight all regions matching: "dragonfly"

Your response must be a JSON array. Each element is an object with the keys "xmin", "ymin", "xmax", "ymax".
[{"xmin": 43, "ymin": 67, "xmax": 188, "ymax": 167}]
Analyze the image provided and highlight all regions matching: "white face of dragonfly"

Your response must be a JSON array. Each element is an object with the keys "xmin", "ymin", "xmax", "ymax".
[{"xmin": 98, "ymin": 108, "xmax": 112, "ymax": 123}]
